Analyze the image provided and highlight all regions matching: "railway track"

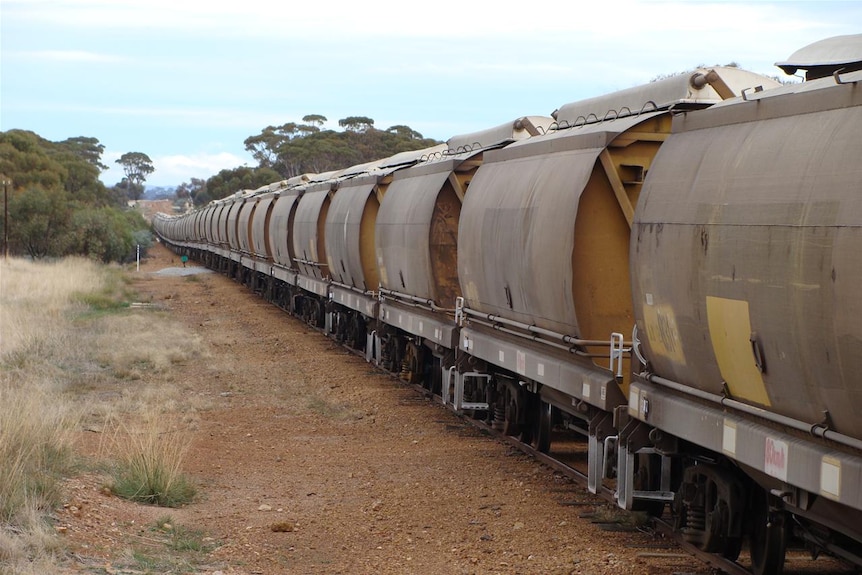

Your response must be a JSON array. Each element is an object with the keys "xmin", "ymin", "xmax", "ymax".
[
  {"xmin": 162, "ymin": 251, "xmax": 855, "ymax": 575},
  {"xmin": 188, "ymin": 259, "xmax": 856, "ymax": 575},
  {"xmin": 360, "ymin": 345, "xmax": 855, "ymax": 575}
]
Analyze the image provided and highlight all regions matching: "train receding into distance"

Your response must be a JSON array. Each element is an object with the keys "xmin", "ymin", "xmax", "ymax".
[{"xmin": 154, "ymin": 34, "xmax": 862, "ymax": 575}]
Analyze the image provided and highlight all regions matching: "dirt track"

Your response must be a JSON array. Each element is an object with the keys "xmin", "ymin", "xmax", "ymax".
[{"xmin": 57, "ymin": 242, "xmax": 704, "ymax": 575}]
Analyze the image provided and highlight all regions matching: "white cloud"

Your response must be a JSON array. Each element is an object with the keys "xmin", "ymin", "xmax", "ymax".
[
  {"xmin": 156, "ymin": 152, "xmax": 249, "ymax": 181},
  {"xmin": 101, "ymin": 150, "xmax": 251, "ymax": 188}
]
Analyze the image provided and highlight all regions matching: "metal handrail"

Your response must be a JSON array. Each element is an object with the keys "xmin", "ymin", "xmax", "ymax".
[
  {"xmin": 378, "ymin": 287, "xmax": 456, "ymax": 313},
  {"xmin": 293, "ymin": 257, "xmax": 328, "ymax": 267},
  {"xmin": 460, "ymin": 306, "xmax": 627, "ymax": 348}
]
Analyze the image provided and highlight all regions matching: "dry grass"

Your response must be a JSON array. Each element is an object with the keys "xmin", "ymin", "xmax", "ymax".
[
  {"xmin": 0, "ymin": 257, "xmax": 206, "ymax": 572},
  {"xmin": 103, "ymin": 407, "xmax": 197, "ymax": 507},
  {"xmin": 0, "ymin": 384, "xmax": 76, "ymax": 522},
  {"xmin": 1, "ymin": 258, "xmax": 102, "ymax": 372}
]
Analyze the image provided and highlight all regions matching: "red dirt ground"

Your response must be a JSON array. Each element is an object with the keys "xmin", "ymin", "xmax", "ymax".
[{"xmin": 55, "ymin": 243, "xmax": 710, "ymax": 575}]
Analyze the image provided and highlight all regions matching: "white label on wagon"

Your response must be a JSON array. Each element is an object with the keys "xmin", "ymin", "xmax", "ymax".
[
  {"xmin": 764, "ymin": 437, "xmax": 788, "ymax": 481},
  {"xmin": 722, "ymin": 419, "xmax": 737, "ymax": 456},
  {"xmin": 821, "ymin": 457, "xmax": 841, "ymax": 500}
]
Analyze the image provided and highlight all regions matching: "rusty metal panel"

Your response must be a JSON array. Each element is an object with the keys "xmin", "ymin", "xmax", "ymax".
[
  {"xmin": 324, "ymin": 180, "xmax": 378, "ymax": 290},
  {"xmin": 250, "ymin": 194, "xmax": 275, "ymax": 260},
  {"xmin": 236, "ymin": 199, "xmax": 256, "ymax": 253},
  {"xmin": 293, "ymin": 186, "xmax": 332, "ymax": 280},
  {"xmin": 375, "ymin": 166, "xmax": 453, "ymax": 301},
  {"xmin": 632, "ymin": 85, "xmax": 862, "ymax": 440},
  {"xmin": 268, "ymin": 192, "xmax": 301, "ymax": 269}
]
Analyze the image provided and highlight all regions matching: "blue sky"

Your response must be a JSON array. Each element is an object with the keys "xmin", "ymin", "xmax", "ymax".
[{"xmin": 2, "ymin": 0, "xmax": 860, "ymax": 187}]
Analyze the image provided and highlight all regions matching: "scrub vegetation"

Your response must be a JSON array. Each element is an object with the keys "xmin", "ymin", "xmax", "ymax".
[
  {"xmin": 0, "ymin": 256, "xmax": 204, "ymax": 574},
  {"xmin": 0, "ymin": 130, "xmax": 153, "ymax": 262}
]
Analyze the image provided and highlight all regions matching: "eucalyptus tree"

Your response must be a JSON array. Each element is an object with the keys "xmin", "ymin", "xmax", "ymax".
[{"xmin": 115, "ymin": 152, "xmax": 155, "ymax": 200}]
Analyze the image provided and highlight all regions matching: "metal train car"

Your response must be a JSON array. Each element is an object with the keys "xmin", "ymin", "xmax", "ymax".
[{"xmin": 153, "ymin": 34, "xmax": 862, "ymax": 574}]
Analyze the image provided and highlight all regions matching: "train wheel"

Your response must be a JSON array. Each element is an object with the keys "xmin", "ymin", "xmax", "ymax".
[
  {"xmin": 748, "ymin": 488, "xmax": 787, "ymax": 575},
  {"xmin": 723, "ymin": 536, "xmax": 743, "ymax": 562},
  {"xmin": 517, "ymin": 394, "xmax": 535, "ymax": 445},
  {"xmin": 311, "ymin": 299, "xmax": 325, "ymax": 328},
  {"xmin": 531, "ymin": 400, "xmax": 552, "ymax": 453},
  {"xmin": 498, "ymin": 385, "xmax": 521, "ymax": 436},
  {"xmin": 400, "ymin": 341, "xmax": 422, "ymax": 385}
]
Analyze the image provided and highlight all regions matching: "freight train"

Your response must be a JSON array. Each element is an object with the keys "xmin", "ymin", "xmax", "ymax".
[{"xmin": 154, "ymin": 34, "xmax": 862, "ymax": 574}]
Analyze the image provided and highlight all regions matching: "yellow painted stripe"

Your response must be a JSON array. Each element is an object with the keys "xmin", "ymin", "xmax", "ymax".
[{"xmin": 706, "ymin": 296, "xmax": 771, "ymax": 406}]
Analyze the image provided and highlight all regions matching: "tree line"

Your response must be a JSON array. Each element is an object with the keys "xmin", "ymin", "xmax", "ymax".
[
  {"xmin": 0, "ymin": 114, "xmax": 438, "ymax": 261},
  {"xmin": 0, "ymin": 130, "xmax": 153, "ymax": 262},
  {"xmin": 176, "ymin": 114, "xmax": 441, "ymax": 206}
]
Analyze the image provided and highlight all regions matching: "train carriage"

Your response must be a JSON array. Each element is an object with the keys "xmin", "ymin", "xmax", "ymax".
[
  {"xmin": 626, "ymin": 49, "xmax": 862, "ymax": 573},
  {"xmin": 152, "ymin": 34, "xmax": 862, "ymax": 574}
]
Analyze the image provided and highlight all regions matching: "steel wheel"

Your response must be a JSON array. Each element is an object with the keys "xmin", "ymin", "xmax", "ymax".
[
  {"xmin": 531, "ymin": 400, "xmax": 552, "ymax": 453},
  {"xmin": 748, "ymin": 488, "xmax": 787, "ymax": 575}
]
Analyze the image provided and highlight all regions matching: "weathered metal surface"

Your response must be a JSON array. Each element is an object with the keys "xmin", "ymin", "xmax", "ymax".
[
  {"xmin": 236, "ymin": 198, "xmax": 256, "ymax": 253},
  {"xmin": 554, "ymin": 67, "xmax": 780, "ymax": 125},
  {"xmin": 630, "ymin": 378, "xmax": 862, "ymax": 517},
  {"xmin": 459, "ymin": 144, "xmax": 596, "ymax": 336},
  {"xmin": 324, "ymin": 179, "xmax": 379, "ymax": 291},
  {"xmin": 331, "ymin": 285, "xmax": 378, "ymax": 318},
  {"xmin": 225, "ymin": 198, "xmax": 245, "ymax": 252},
  {"xmin": 292, "ymin": 184, "xmax": 333, "ymax": 280},
  {"xmin": 379, "ymin": 301, "xmax": 457, "ymax": 348},
  {"xmin": 458, "ymin": 113, "xmax": 668, "ymax": 349},
  {"xmin": 268, "ymin": 192, "xmax": 301, "ymax": 269},
  {"xmin": 776, "ymin": 33, "xmax": 862, "ymax": 78},
  {"xmin": 460, "ymin": 326, "xmax": 624, "ymax": 412},
  {"xmin": 192, "ymin": 214, "xmax": 200, "ymax": 241},
  {"xmin": 201, "ymin": 206, "xmax": 215, "ymax": 243},
  {"xmin": 375, "ymin": 161, "xmax": 458, "ymax": 304},
  {"xmin": 447, "ymin": 116, "xmax": 552, "ymax": 152},
  {"xmin": 249, "ymin": 194, "xmax": 276, "ymax": 260},
  {"xmin": 631, "ymin": 74, "xmax": 862, "ymax": 440},
  {"xmin": 378, "ymin": 144, "xmax": 448, "ymax": 170},
  {"xmin": 212, "ymin": 203, "xmax": 229, "ymax": 246},
  {"xmin": 296, "ymin": 273, "xmax": 328, "ymax": 297}
]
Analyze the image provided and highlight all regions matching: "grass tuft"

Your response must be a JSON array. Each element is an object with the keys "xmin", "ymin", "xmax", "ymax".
[
  {"xmin": 106, "ymin": 410, "xmax": 197, "ymax": 508},
  {"xmin": 71, "ymin": 266, "xmax": 134, "ymax": 312},
  {"xmin": 152, "ymin": 516, "xmax": 213, "ymax": 552}
]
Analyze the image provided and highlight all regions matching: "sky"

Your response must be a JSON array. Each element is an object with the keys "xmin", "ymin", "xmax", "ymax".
[{"xmin": 2, "ymin": 0, "xmax": 861, "ymax": 188}]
